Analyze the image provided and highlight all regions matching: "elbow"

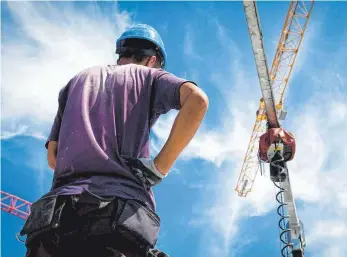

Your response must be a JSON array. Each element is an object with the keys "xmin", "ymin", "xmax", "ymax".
[
  {"xmin": 191, "ymin": 88, "xmax": 209, "ymax": 111},
  {"xmin": 200, "ymin": 92, "xmax": 209, "ymax": 110},
  {"xmin": 180, "ymin": 82, "xmax": 209, "ymax": 111},
  {"xmin": 48, "ymin": 162, "xmax": 55, "ymax": 170},
  {"xmin": 47, "ymin": 156, "xmax": 56, "ymax": 170}
]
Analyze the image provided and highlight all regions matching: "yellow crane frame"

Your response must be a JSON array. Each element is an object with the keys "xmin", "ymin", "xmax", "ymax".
[{"xmin": 235, "ymin": 0, "xmax": 314, "ymax": 197}]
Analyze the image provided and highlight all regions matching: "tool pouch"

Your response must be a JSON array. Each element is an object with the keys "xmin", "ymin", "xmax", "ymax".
[
  {"xmin": 113, "ymin": 199, "xmax": 160, "ymax": 249},
  {"xmin": 19, "ymin": 195, "xmax": 66, "ymax": 246}
]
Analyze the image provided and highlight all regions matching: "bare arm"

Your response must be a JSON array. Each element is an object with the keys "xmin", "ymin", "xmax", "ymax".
[
  {"xmin": 154, "ymin": 82, "xmax": 209, "ymax": 174},
  {"xmin": 47, "ymin": 141, "xmax": 58, "ymax": 170}
]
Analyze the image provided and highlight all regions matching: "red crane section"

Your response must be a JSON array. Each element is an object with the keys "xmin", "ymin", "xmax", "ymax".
[{"xmin": 1, "ymin": 190, "xmax": 32, "ymax": 220}]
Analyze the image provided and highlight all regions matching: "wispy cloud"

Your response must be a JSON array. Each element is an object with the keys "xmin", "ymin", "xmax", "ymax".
[
  {"xmin": 183, "ymin": 25, "xmax": 203, "ymax": 61},
  {"xmin": 0, "ymin": 123, "xmax": 45, "ymax": 140},
  {"xmin": 286, "ymin": 60, "xmax": 347, "ymax": 256},
  {"xmin": 1, "ymin": 1, "xmax": 133, "ymax": 134}
]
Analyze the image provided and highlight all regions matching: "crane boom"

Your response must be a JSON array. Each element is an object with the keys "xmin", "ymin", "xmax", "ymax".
[
  {"xmin": 271, "ymin": 0, "xmax": 315, "ymax": 113},
  {"xmin": 1, "ymin": 190, "xmax": 32, "ymax": 220},
  {"xmin": 235, "ymin": 0, "xmax": 314, "ymax": 197},
  {"xmin": 235, "ymin": 99, "xmax": 267, "ymax": 197},
  {"xmin": 243, "ymin": 1, "xmax": 279, "ymax": 128}
]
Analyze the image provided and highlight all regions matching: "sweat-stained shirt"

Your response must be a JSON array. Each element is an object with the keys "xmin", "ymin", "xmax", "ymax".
[{"xmin": 44, "ymin": 64, "xmax": 191, "ymax": 211}]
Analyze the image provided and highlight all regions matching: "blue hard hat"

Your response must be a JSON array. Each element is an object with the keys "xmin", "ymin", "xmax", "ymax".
[{"xmin": 116, "ymin": 24, "xmax": 167, "ymax": 68}]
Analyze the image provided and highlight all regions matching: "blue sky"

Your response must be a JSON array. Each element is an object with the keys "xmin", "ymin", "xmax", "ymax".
[{"xmin": 1, "ymin": 1, "xmax": 347, "ymax": 257}]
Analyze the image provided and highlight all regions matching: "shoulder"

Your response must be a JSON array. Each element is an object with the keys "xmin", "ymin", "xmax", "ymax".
[
  {"xmin": 152, "ymin": 68, "xmax": 175, "ymax": 78},
  {"xmin": 74, "ymin": 65, "xmax": 108, "ymax": 77},
  {"xmin": 58, "ymin": 66, "xmax": 107, "ymax": 94},
  {"xmin": 152, "ymin": 68, "xmax": 189, "ymax": 87}
]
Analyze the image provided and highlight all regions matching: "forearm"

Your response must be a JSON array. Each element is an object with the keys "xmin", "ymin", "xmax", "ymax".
[
  {"xmin": 154, "ymin": 88, "xmax": 208, "ymax": 174},
  {"xmin": 47, "ymin": 141, "xmax": 58, "ymax": 170}
]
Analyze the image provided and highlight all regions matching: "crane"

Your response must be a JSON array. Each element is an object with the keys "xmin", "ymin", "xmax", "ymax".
[
  {"xmin": 240, "ymin": 1, "xmax": 314, "ymax": 257},
  {"xmin": 235, "ymin": 0, "xmax": 314, "ymax": 197},
  {"xmin": 1, "ymin": 190, "xmax": 31, "ymax": 220}
]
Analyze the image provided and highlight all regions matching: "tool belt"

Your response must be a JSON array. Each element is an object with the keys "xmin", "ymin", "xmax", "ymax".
[{"xmin": 19, "ymin": 190, "xmax": 162, "ymax": 255}]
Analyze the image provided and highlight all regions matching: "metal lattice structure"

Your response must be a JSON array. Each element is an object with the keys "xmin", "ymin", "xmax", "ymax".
[
  {"xmin": 271, "ymin": 0, "xmax": 315, "ymax": 111},
  {"xmin": 235, "ymin": 0, "xmax": 314, "ymax": 197},
  {"xmin": 1, "ymin": 190, "xmax": 32, "ymax": 220}
]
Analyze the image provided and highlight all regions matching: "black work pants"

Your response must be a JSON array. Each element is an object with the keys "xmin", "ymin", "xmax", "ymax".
[
  {"xmin": 25, "ymin": 232, "xmax": 145, "ymax": 257},
  {"xmin": 22, "ymin": 192, "xmax": 159, "ymax": 257}
]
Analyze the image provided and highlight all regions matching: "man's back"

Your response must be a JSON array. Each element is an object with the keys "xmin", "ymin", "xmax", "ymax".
[{"xmin": 46, "ymin": 64, "xmax": 188, "ymax": 210}]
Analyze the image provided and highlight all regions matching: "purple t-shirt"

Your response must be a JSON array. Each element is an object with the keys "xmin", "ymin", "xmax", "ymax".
[{"xmin": 44, "ymin": 64, "xmax": 190, "ymax": 211}]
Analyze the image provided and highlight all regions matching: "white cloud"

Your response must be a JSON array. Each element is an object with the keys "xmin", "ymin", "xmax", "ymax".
[
  {"xmin": 1, "ymin": 1, "xmax": 133, "ymax": 132},
  {"xmin": 184, "ymin": 25, "xmax": 203, "ymax": 61},
  {"xmin": 0, "ymin": 123, "xmax": 46, "ymax": 140},
  {"xmin": 285, "ymin": 79, "xmax": 347, "ymax": 257}
]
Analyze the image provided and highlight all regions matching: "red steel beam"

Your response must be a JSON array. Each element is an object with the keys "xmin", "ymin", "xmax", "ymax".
[{"xmin": 1, "ymin": 190, "xmax": 31, "ymax": 220}]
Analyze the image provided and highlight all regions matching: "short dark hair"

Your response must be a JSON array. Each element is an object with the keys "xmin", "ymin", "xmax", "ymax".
[{"xmin": 118, "ymin": 38, "xmax": 163, "ymax": 68}]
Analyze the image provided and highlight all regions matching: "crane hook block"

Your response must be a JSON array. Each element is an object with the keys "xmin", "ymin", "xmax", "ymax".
[{"xmin": 259, "ymin": 128, "xmax": 296, "ymax": 163}]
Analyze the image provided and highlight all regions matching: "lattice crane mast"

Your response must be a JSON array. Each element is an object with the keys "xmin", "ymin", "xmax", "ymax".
[
  {"xmin": 235, "ymin": 0, "xmax": 314, "ymax": 197},
  {"xmin": 1, "ymin": 190, "xmax": 31, "ymax": 220}
]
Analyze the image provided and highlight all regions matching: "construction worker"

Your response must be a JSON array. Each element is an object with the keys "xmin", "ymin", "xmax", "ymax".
[{"xmin": 19, "ymin": 24, "xmax": 209, "ymax": 257}]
